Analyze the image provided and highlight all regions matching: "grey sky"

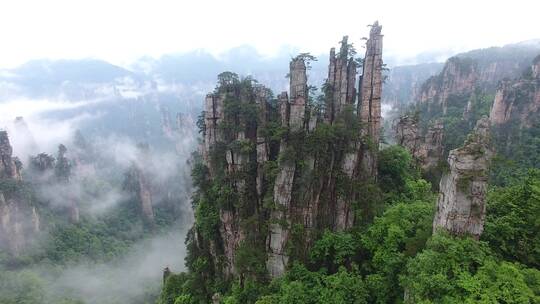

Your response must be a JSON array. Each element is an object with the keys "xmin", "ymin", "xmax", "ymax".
[{"xmin": 0, "ymin": 0, "xmax": 538, "ymax": 68}]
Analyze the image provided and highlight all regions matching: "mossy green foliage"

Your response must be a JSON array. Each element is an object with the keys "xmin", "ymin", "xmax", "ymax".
[
  {"xmin": 362, "ymin": 200, "xmax": 435, "ymax": 303},
  {"xmin": 402, "ymin": 233, "xmax": 540, "ymax": 304},
  {"xmin": 253, "ymin": 264, "xmax": 368, "ymax": 304},
  {"xmin": 483, "ymin": 169, "xmax": 540, "ymax": 268}
]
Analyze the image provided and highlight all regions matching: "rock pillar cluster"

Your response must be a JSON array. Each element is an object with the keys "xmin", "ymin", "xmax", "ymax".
[
  {"xmin": 194, "ymin": 22, "xmax": 384, "ymax": 280},
  {"xmin": 0, "ymin": 131, "xmax": 40, "ymax": 255},
  {"xmin": 325, "ymin": 36, "xmax": 357, "ymax": 123}
]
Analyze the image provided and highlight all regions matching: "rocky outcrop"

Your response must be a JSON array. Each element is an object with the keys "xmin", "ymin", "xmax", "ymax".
[
  {"xmin": 419, "ymin": 57, "xmax": 477, "ymax": 114},
  {"xmin": 202, "ymin": 93, "xmax": 224, "ymax": 177},
  {"xmin": 490, "ymin": 56, "xmax": 540, "ymax": 128},
  {"xmin": 417, "ymin": 46, "xmax": 540, "ymax": 116},
  {"xmin": 421, "ymin": 121, "xmax": 444, "ymax": 169},
  {"xmin": 359, "ymin": 21, "xmax": 384, "ymax": 177},
  {"xmin": 135, "ymin": 144, "xmax": 154, "ymax": 223},
  {"xmin": 394, "ymin": 116, "xmax": 444, "ymax": 170},
  {"xmin": 55, "ymin": 144, "xmax": 80, "ymax": 223},
  {"xmin": 394, "ymin": 115, "xmax": 423, "ymax": 158},
  {"xmin": 0, "ymin": 131, "xmax": 22, "ymax": 181},
  {"xmin": 325, "ymin": 36, "xmax": 357, "ymax": 123},
  {"xmin": 192, "ymin": 24, "xmax": 385, "ymax": 281},
  {"xmin": 383, "ymin": 62, "xmax": 443, "ymax": 108},
  {"xmin": 0, "ymin": 131, "xmax": 40, "ymax": 255},
  {"xmin": 268, "ymin": 57, "xmax": 308, "ymax": 277},
  {"xmin": 0, "ymin": 192, "xmax": 40, "ymax": 255},
  {"xmin": 433, "ymin": 117, "xmax": 491, "ymax": 239}
]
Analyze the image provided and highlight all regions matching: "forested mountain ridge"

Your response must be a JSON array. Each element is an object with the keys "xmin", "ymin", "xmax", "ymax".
[
  {"xmin": 158, "ymin": 23, "xmax": 540, "ymax": 304},
  {"xmin": 0, "ymin": 18, "xmax": 539, "ymax": 304}
]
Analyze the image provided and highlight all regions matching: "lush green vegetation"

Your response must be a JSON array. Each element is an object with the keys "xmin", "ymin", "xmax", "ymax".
[
  {"xmin": 158, "ymin": 69, "xmax": 540, "ymax": 303},
  {"xmin": 0, "ymin": 136, "xmax": 188, "ymax": 304}
]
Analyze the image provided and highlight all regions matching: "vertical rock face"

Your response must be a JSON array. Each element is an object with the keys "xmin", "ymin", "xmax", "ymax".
[
  {"xmin": 134, "ymin": 143, "xmax": 154, "ymax": 223},
  {"xmin": 433, "ymin": 117, "xmax": 491, "ymax": 239},
  {"xmin": 421, "ymin": 121, "xmax": 444, "ymax": 170},
  {"xmin": 325, "ymin": 36, "xmax": 357, "ymax": 123},
  {"xmin": 192, "ymin": 25, "xmax": 385, "ymax": 282},
  {"xmin": 394, "ymin": 115, "xmax": 423, "ymax": 158},
  {"xmin": 255, "ymin": 87, "xmax": 270, "ymax": 197},
  {"xmin": 419, "ymin": 57, "xmax": 477, "ymax": 114},
  {"xmin": 0, "ymin": 193, "xmax": 40, "ymax": 256},
  {"xmin": 359, "ymin": 21, "xmax": 384, "ymax": 177},
  {"xmin": 383, "ymin": 63, "xmax": 444, "ymax": 108},
  {"xmin": 0, "ymin": 131, "xmax": 22, "ymax": 181},
  {"xmin": 0, "ymin": 131, "xmax": 40, "ymax": 255},
  {"xmin": 288, "ymin": 58, "xmax": 308, "ymax": 131},
  {"xmin": 268, "ymin": 58, "xmax": 308, "ymax": 277},
  {"xmin": 55, "ymin": 144, "xmax": 79, "ymax": 223},
  {"xmin": 202, "ymin": 94, "xmax": 224, "ymax": 177},
  {"xmin": 490, "ymin": 56, "xmax": 540, "ymax": 128},
  {"xmin": 416, "ymin": 47, "xmax": 539, "ymax": 121},
  {"xmin": 393, "ymin": 116, "xmax": 444, "ymax": 170}
]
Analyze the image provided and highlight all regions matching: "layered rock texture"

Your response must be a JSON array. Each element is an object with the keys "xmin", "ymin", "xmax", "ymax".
[
  {"xmin": 359, "ymin": 22, "xmax": 384, "ymax": 177},
  {"xmin": 393, "ymin": 115, "xmax": 444, "ymax": 170},
  {"xmin": 383, "ymin": 62, "xmax": 443, "ymax": 108},
  {"xmin": 0, "ymin": 131, "xmax": 40, "ymax": 255},
  {"xmin": 417, "ymin": 45, "xmax": 540, "ymax": 116},
  {"xmin": 190, "ymin": 23, "xmax": 384, "ymax": 281},
  {"xmin": 433, "ymin": 117, "xmax": 491, "ymax": 239},
  {"xmin": 0, "ymin": 131, "xmax": 22, "ymax": 181},
  {"xmin": 490, "ymin": 55, "xmax": 540, "ymax": 128}
]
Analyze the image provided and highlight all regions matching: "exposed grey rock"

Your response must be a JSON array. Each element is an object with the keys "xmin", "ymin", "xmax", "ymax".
[
  {"xmin": 0, "ymin": 132, "xmax": 40, "ymax": 255},
  {"xmin": 202, "ymin": 93, "xmax": 224, "ymax": 177},
  {"xmin": 422, "ymin": 120, "xmax": 444, "ymax": 170},
  {"xmin": 433, "ymin": 117, "xmax": 491, "ymax": 239},
  {"xmin": 325, "ymin": 36, "xmax": 357, "ymax": 123},
  {"xmin": 0, "ymin": 131, "xmax": 22, "ymax": 181},
  {"xmin": 267, "ymin": 57, "xmax": 308, "ymax": 277},
  {"xmin": 0, "ymin": 193, "xmax": 40, "ymax": 255},
  {"xmin": 359, "ymin": 21, "xmax": 384, "ymax": 177},
  {"xmin": 288, "ymin": 58, "xmax": 307, "ymax": 131},
  {"xmin": 490, "ymin": 57, "xmax": 540, "ymax": 128},
  {"xmin": 256, "ymin": 87, "xmax": 270, "ymax": 197},
  {"xmin": 394, "ymin": 115, "xmax": 444, "ymax": 170}
]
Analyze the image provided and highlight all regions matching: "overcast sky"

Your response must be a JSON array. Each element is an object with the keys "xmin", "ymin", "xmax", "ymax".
[{"xmin": 0, "ymin": 0, "xmax": 538, "ymax": 68}]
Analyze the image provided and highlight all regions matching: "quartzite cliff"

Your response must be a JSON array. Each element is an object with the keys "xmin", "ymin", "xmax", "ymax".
[
  {"xmin": 0, "ymin": 131, "xmax": 40, "ymax": 255},
  {"xmin": 433, "ymin": 117, "xmax": 491, "ymax": 239},
  {"xmin": 193, "ymin": 22, "xmax": 384, "ymax": 280}
]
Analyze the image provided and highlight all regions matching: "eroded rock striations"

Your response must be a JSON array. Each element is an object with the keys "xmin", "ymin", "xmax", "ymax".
[
  {"xmin": 490, "ymin": 55, "xmax": 540, "ymax": 128},
  {"xmin": 0, "ymin": 131, "xmax": 40, "ymax": 255},
  {"xmin": 393, "ymin": 116, "xmax": 444, "ymax": 170},
  {"xmin": 359, "ymin": 21, "xmax": 384, "ymax": 177},
  {"xmin": 433, "ymin": 117, "xmax": 491, "ymax": 239},
  {"xmin": 417, "ymin": 47, "xmax": 540, "ymax": 117},
  {"xmin": 192, "ymin": 23, "xmax": 384, "ymax": 281},
  {"xmin": 0, "ymin": 131, "xmax": 22, "ymax": 181}
]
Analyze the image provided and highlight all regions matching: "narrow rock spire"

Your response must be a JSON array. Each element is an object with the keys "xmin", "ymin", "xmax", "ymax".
[
  {"xmin": 433, "ymin": 117, "xmax": 492, "ymax": 239},
  {"xmin": 359, "ymin": 21, "xmax": 384, "ymax": 177}
]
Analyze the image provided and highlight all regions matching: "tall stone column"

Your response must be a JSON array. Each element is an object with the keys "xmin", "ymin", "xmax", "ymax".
[{"xmin": 359, "ymin": 21, "xmax": 384, "ymax": 177}]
